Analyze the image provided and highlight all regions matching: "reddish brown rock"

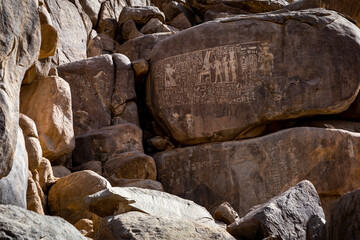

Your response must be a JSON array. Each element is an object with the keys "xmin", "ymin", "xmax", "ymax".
[
  {"xmin": 27, "ymin": 171, "xmax": 44, "ymax": 215},
  {"xmin": 213, "ymin": 202, "xmax": 239, "ymax": 225},
  {"xmin": 52, "ymin": 165, "xmax": 71, "ymax": 178},
  {"xmin": 108, "ymin": 177, "xmax": 164, "ymax": 191},
  {"xmin": 39, "ymin": 24, "xmax": 59, "ymax": 59},
  {"xmin": 147, "ymin": 9, "xmax": 360, "ymax": 145},
  {"xmin": 118, "ymin": 6, "xmax": 165, "ymax": 26},
  {"xmin": 154, "ymin": 127, "xmax": 360, "ymax": 216},
  {"xmin": 73, "ymin": 161, "xmax": 102, "ymax": 176}
]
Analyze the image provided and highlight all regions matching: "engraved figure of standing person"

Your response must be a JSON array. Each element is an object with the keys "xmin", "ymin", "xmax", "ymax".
[
  {"xmin": 165, "ymin": 63, "xmax": 177, "ymax": 87},
  {"xmin": 260, "ymin": 43, "xmax": 274, "ymax": 76},
  {"xmin": 212, "ymin": 56, "xmax": 223, "ymax": 83}
]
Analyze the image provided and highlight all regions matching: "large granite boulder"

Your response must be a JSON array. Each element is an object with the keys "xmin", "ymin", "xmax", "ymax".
[
  {"xmin": 147, "ymin": 9, "xmax": 360, "ymax": 145},
  {"xmin": 0, "ymin": 0, "xmax": 40, "ymax": 178},
  {"xmin": 0, "ymin": 204, "xmax": 86, "ymax": 240},
  {"xmin": 154, "ymin": 127, "xmax": 360, "ymax": 215},
  {"xmin": 44, "ymin": 0, "xmax": 88, "ymax": 65},
  {"xmin": 94, "ymin": 211, "xmax": 235, "ymax": 240},
  {"xmin": 227, "ymin": 180, "xmax": 324, "ymax": 240},
  {"xmin": 85, "ymin": 187, "xmax": 216, "ymax": 226},
  {"xmin": 20, "ymin": 76, "xmax": 75, "ymax": 162},
  {"xmin": 48, "ymin": 170, "xmax": 111, "ymax": 224}
]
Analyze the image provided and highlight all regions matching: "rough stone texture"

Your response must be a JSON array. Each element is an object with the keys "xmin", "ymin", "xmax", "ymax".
[
  {"xmin": 326, "ymin": 188, "xmax": 360, "ymax": 240},
  {"xmin": 148, "ymin": 9, "xmax": 360, "ymax": 145},
  {"xmin": 122, "ymin": 20, "xmax": 144, "ymax": 41},
  {"xmin": 117, "ymin": 32, "xmax": 173, "ymax": 61},
  {"xmin": 306, "ymin": 215, "xmax": 326, "ymax": 240},
  {"xmin": 140, "ymin": 18, "xmax": 174, "ymax": 34},
  {"xmin": 189, "ymin": 0, "xmax": 288, "ymax": 17},
  {"xmin": 0, "ymin": 130, "xmax": 28, "ymax": 208},
  {"xmin": 0, "ymin": 0, "xmax": 40, "ymax": 179},
  {"xmin": 39, "ymin": 24, "xmax": 59, "ymax": 59},
  {"xmin": 94, "ymin": 211, "xmax": 235, "ymax": 240},
  {"xmin": 48, "ymin": 170, "xmax": 111, "ymax": 224},
  {"xmin": 169, "ymin": 13, "xmax": 192, "ymax": 30},
  {"xmin": 85, "ymin": 187, "xmax": 216, "ymax": 226},
  {"xmin": 286, "ymin": 0, "xmax": 360, "ymax": 27},
  {"xmin": 72, "ymin": 124, "xmax": 143, "ymax": 166},
  {"xmin": 108, "ymin": 177, "xmax": 164, "ymax": 191},
  {"xmin": 27, "ymin": 170, "xmax": 45, "ymax": 214},
  {"xmin": 132, "ymin": 58, "xmax": 149, "ymax": 79},
  {"xmin": 0, "ymin": 204, "xmax": 87, "ymax": 240},
  {"xmin": 154, "ymin": 127, "xmax": 360, "ymax": 216},
  {"xmin": 57, "ymin": 55, "xmax": 114, "ymax": 135},
  {"xmin": 37, "ymin": 157, "xmax": 56, "ymax": 194},
  {"xmin": 77, "ymin": 0, "xmax": 104, "ymax": 26},
  {"xmin": 147, "ymin": 136, "xmax": 175, "ymax": 151},
  {"xmin": 19, "ymin": 114, "xmax": 38, "ymax": 138},
  {"xmin": 213, "ymin": 202, "xmax": 239, "ymax": 225},
  {"xmin": 112, "ymin": 102, "xmax": 140, "ymax": 127},
  {"xmin": 44, "ymin": 0, "xmax": 88, "ymax": 65},
  {"xmin": 163, "ymin": 1, "xmax": 182, "ymax": 21},
  {"xmin": 20, "ymin": 76, "xmax": 75, "ymax": 161},
  {"xmin": 22, "ymin": 58, "xmax": 52, "ymax": 85},
  {"xmin": 52, "ymin": 165, "xmax": 71, "ymax": 178},
  {"xmin": 112, "ymin": 54, "xmax": 136, "ymax": 117},
  {"xmin": 119, "ymin": 6, "xmax": 165, "ymax": 26},
  {"xmin": 204, "ymin": 4, "xmax": 250, "ymax": 22},
  {"xmin": 97, "ymin": 0, "xmax": 128, "ymax": 37},
  {"xmin": 74, "ymin": 218, "xmax": 93, "ymax": 234},
  {"xmin": 338, "ymin": 94, "xmax": 360, "ymax": 120},
  {"xmin": 103, "ymin": 151, "xmax": 156, "ymax": 180},
  {"xmin": 227, "ymin": 181, "xmax": 324, "ymax": 240},
  {"xmin": 73, "ymin": 161, "xmax": 103, "ymax": 176},
  {"xmin": 87, "ymin": 33, "xmax": 120, "ymax": 57}
]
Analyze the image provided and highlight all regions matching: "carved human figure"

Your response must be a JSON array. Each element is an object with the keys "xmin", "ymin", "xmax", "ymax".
[
  {"xmin": 260, "ymin": 44, "xmax": 274, "ymax": 76},
  {"xmin": 165, "ymin": 63, "xmax": 177, "ymax": 87},
  {"xmin": 223, "ymin": 56, "xmax": 230, "ymax": 82},
  {"xmin": 212, "ymin": 56, "xmax": 223, "ymax": 83},
  {"xmin": 198, "ymin": 51, "xmax": 211, "ymax": 84},
  {"xmin": 228, "ymin": 51, "xmax": 237, "ymax": 82}
]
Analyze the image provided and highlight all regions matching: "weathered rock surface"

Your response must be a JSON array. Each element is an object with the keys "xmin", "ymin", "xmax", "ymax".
[
  {"xmin": 103, "ymin": 151, "xmax": 156, "ymax": 180},
  {"xmin": 326, "ymin": 188, "xmax": 360, "ymax": 240},
  {"xmin": 87, "ymin": 33, "xmax": 120, "ymax": 57},
  {"xmin": 213, "ymin": 202, "xmax": 239, "ymax": 225},
  {"xmin": 0, "ymin": 130, "xmax": 28, "ymax": 207},
  {"xmin": 27, "ymin": 171, "xmax": 45, "ymax": 215},
  {"xmin": 122, "ymin": 20, "xmax": 144, "ymax": 41},
  {"xmin": 227, "ymin": 181, "xmax": 324, "ymax": 240},
  {"xmin": 20, "ymin": 76, "xmax": 75, "ymax": 161},
  {"xmin": 169, "ymin": 12, "xmax": 193, "ymax": 29},
  {"xmin": 112, "ymin": 102, "xmax": 140, "ymax": 126},
  {"xmin": 155, "ymin": 127, "xmax": 360, "ymax": 215},
  {"xmin": 44, "ymin": 0, "xmax": 88, "ymax": 65},
  {"xmin": 22, "ymin": 58, "xmax": 52, "ymax": 85},
  {"xmin": 140, "ymin": 18, "xmax": 174, "ymax": 34},
  {"xmin": 77, "ymin": 0, "xmax": 104, "ymax": 26},
  {"xmin": 94, "ymin": 211, "xmax": 235, "ymax": 240},
  {"xmin": 306, "ymin": 215, "xmax": 326, "ymax": 240},
  {"xmin": 39, "ymin": 24, "xmax": 59, "ymax": 60},
  {"xmin": 0, "ymin": 204, "xmax": 86, "ymax": 240},
  {"xmin": 0, "ymin": 0, "xmax": 40, "ymax": 179},
  {"xmin": 52, "ymin": 165, "xmax": 71, "ymax": 178},
  {"xmin": 72, "ymin": 124, "xmax": 143, "ymax": 166},
  {"xmin": 37, "ymin": 157, "xmax": 56, "ymax": 194},
  {"xmin": 109, "ymin": 178, "xmax": 164, "ymax": 191},
  {"xmin": 48, "ymin": 170, "xmax": 111, "ymax": 224},
  {"xmin": 117, "ymin": 32, "xmax": 173, "ymax": 61},
  {"xmin": 148, "ymin": 9, "xmax": 360, "ymax": 145},
  {"xmin": 132, "ymin": 58, "xmax": 149, "ymax": 79},
  {"xmin": 119, "ymin": 6, "xmax": 165, "ymax": 26},
  {"xmin": 85, "ymin": 187, "xmax": 216, "ymax": 226},
  {"xmin": 73, "ymin": 161, "xmax": 103, "ymax": 176},
  {"xmin": 57, "ymin": 55, "xmax": 114, "ymax": 135}
]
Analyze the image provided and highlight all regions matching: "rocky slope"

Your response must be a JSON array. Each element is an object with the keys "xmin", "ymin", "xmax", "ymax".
[{"xmin": 0, "ymin": 0, "xmax": 360, "ymax": 239}]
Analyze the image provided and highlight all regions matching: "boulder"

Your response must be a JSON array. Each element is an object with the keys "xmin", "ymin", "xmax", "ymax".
[
  {"xmin": 20, "ymin": 76, "xmax": 75, "ymax": 161},
  {"xmin": 74, "ymin": 218, "xmax": 93, "ymax": 235},
  {"xmin": 169, "ymin": 13, "xmax": 192, "ymax": 29},
  {"xmin": 0, "ymin": 130, "xmax": 28, "ymax": 207},
  {"xmin": 87, "ymin": 33, "xmax": 120, "ymax": 57},
  {"xmin": 57, "ymin": 55, "xmax": 114, "ymax": 135},
  {"xmin": 19, "ymin": 114, "xmax": 38, "ymax": 139},
  {"xmin": 122, "ymin": 20, "xmax": 144, "ymax": 41},
  {"xmin": 44, "ymin": 0, "xmax": 88, "ymax": 65},
  {"xmin": 132, "ymin": 58, "xmax": 149, "ymax": 79},
  {"xmin": 117, "ymin": 32, "xmax": 173, "ymax": 61},
  {"xmin": 94, "ymin": 211, "xmax": 235, "ymax": 240},
  {"xmin": 103, "ymin": 151, "xmax": 156, "ymax": 180},
  {"xmin": 22, "ymin": 58, "xmax": 52, "ymax": 85},
  {"xmin": 72, "ymin": 124, "xmax": 143, "ymax": 166},
  {"xmin": 227, "ymin": 181, "xmax": 324, "ymax": 240},
  {"xmin": 118, "ymin": 6, "xmax": 165, "ymax": 26},
  {"xmin": 76, "ymin": 0, "xmax": 104, "ymax": 26},
  {"xmin": 37, "ymin": 158, "xmax": 56, "ymax": 194},
  {"xmin": 147, "ymin": 136, "xmax": 175, "ymax": 151},
  {"xmin": 27, "ymin": 171, "xmax": 45, "ymax": 214},
  {"xmin": 140, "ymin": 18, "xmax": 174, "ymax": 34},
  {"xmin": 112, "ymin": 102, "xmax": 140, "ymax": 127},
  {"xmin": 85, "ymin": 187, "xmax": 216, "ymax": 226},
  {"xmin": 97, "ymin": 0, "xmax": 128, "ymax": 37},
  {"xmin": 163, "ymin": 1, "xmax": 182, "ymax": 21},
  {"xmin": 0, "ymin": 0, "xmax": 40, "ymax": 179},
  {"xmin": 52, "ymin": 165, "xmax": 71, "ymax": 178},
  {"xmin": 147, "ymin": 9, "xmax": 360, "ymax": 145},
  {"xmin": 0, "ymin": 204, "xmax": 86, "ymax": 240},
  {"xmin": 73, "ymin": 161, "xmax": 103, "ymax": 176},
  {"xmin": 326, "ymin": 188, "xmax": 360, "ymax": 240},
  {"xmin": 213, "ymin": 202, "xmax": 239, "ymax": 225},
  {"xmin": 108, "ymin": 177, "xmax": 164, "ymax": 191},
  {"xmin": 39, "ymin": 24, "xmax": 59, "ymax": 59},
  {"xmin": 154, "ymin": 127, "xmax": 360, "ymax": 216},
  {"xmin": 306, "ymin": 215, "xmax": 326, "ymax": 240},
  {"xmin": 48, "ymin": 170, "xmax": 111, "ymax": 224}
]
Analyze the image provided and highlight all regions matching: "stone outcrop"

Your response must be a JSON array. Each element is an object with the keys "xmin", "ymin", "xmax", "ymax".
[
  {"xmin": 154, "ymin": 127, "xmax": 360, "ymax": 215},
  {"xmin": 0, "ymin": 0, "xmax": 40, "ymax": 179},
  {"xmin": 213, "ymin": 202, "xmax": 239, "ymax": 225},
  {"xmin": 147, "ymin": 9, "xmax": 360, "ymax": 145},
  {"xmin": 94, "ymin": 211, "xmax": 235, "ymax": 240},
  {"xmin": 118, "ymin": 6, "xmax": 165, "ymax": 26},
  {"xmin": 48, "ymin": 170, "xmax": 111, "ymax": 224},
  {"xmin": 0, "ymin": 204, "xmax": 86, "ymax": 240},
  {"xmin": 227, "ymin": 180, "xmax": 324, "ymax": 240},
  {"xmin": 85, "ymin": 187, "xmax": 216, "ymax": 226},
  {"xmin": 20, "ymin": 76, "xmax": 75, "ymax": 161}
]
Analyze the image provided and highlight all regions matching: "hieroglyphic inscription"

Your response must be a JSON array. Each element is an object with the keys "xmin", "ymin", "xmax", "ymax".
[{"xmin": 152, "ymin": 42, "xmax": 274, "ymax": 107}]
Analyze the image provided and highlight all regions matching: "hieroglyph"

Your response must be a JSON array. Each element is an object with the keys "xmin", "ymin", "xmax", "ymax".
[{"xmin": 152, "ymin": 41, "xmax": 274, "ymax": 107}]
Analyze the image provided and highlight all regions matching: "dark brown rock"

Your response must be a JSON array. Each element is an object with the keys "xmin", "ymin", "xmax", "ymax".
[
  {"xmin": 140, "ymin": 18, "xmax": 175, "ymax": 34},
  {"xmin": 73, "ymin": 161, "xmax": 103, "ymax": 176},
  {"xmin": 87, "ymin": 33, "xmax": 120, "ymax": 57},
  {"xmin": 306, "ymin": 215, "xmax": 326, "ymax": 240},
  {"xmin": 118, "ymin": 6, "xmax": 165, "ymax": 26},
  {"xmin": 154, "ymin": 127, "xmax": 360, "ymax": 216},
  {"xmin": 72, "ymin": 124, "xmax": 143, "ymax": 166},
  {"xmin": 52, "ymin": 165, "xmax": 71, "ymax": 178},
  {"xmin": 112, "ymin": 102, "xmax": 140, "ymax": 127},
  {"xmin": 39, "ymin": 24, "xmax": 59, "ymax": 59},
  {"xmin": 213, "ymin": 202, "xmax": 239, "ymax": 225},
  {"xmin": 148, "ymin": 9, "xmax": 360, "ymax": 145},
  {"xmin": 132, "ymin": 58, "xmax": 149, "ymax": 79},
  {"xmin": 168, "ymin": 12, "xmax": 192, "ymax": 29},
  {"xmin": 108, "ymin": 177, "xmax": 164, "ymax": 191},
  {"xmin": 147, "ymin": 136, "xmax": 175, "ymax": 151},
  {"xmin": 163, "ymin": 1, "xmax": 182, "ymax": 21},
  {"xmin": 227, "ymin": 181, "xmax": 324, "ymax": 240},
  {"xmin": 122, "ymin": 20, "xmax": 144, "ymax": 41}
]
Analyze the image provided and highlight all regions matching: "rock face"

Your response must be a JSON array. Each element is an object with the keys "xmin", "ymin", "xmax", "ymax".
[
  {"xmin": 154, "ymin": 127, "xmax": 360, "ymax": 215},
  {"xmin": 147, "ymin": 9, "xmax": 360, "ymax": 145},
  {"xmin": 48, "ymin": 170, "xmax": 111, "ymax": 224},
  {"xmin": 0, "ymin": 130, "xmax": 28, "ymax": 207},
  {"xmin": 118, "ymin": 6, "xmax": 165, "ymax": 26},
  {"xmin": 44, "ymin": 0, "xmax": 88, "ymax": 64},
  {"xmin": 0, "ymin": 204, "xmax": 86, "ymax": 240},
  {"xmin": 213, "ymin": 202, "xmax": 239, "ymax": 225},
  {"xmin": 57, "ymin": 55, "xmax": 114, "ymax": 135},
  {"xmin": 94, "ymin": 211, "xmax": 235, "ymax": 240},
  {"xmin": 85, "ymin": 187, "xmax": 216, "ymax": 226},
  {"xmin": 72, "ymin": 124, "xmax": 143, "ymax": 166},
  {"xmin": 227, "ymin": 181, "xmax": 324, "ymax": 240},
  {"xmin": 0, "ymin": 0, "xmax": 40, "ymax": 178},
  {"xmin": 326, "ymin": 188, "xmax": 360, "ymax": 240}
]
